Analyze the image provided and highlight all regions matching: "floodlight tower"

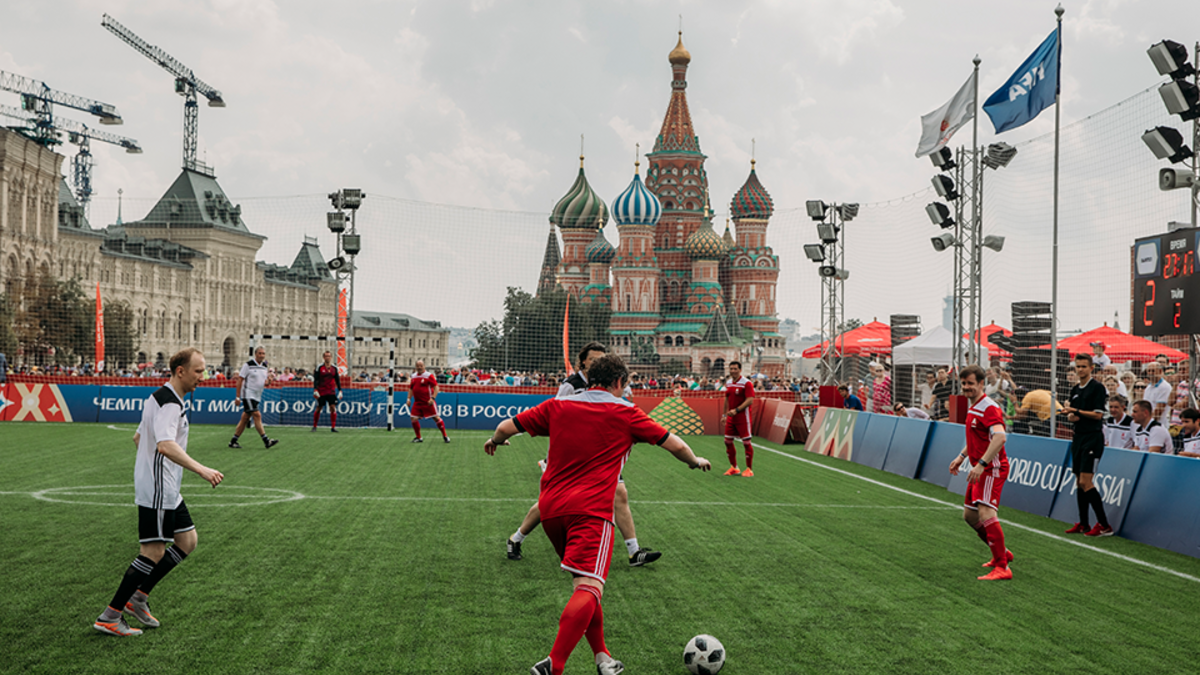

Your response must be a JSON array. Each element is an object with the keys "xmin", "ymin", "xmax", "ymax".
[
  {"xmin": 102, "ymin": 14, "xmax": 225, "ymax": 177},
  {"xmin": 1143, "ymin": 39, "xmax": 1200, "ymax": 228},
  {"xmin": 804, "ymin": 200, "xmax": 855, "ymax": 385},
  {"xmin": 327, "ymin": 189, "xmax": 365, "ymax": 371}
]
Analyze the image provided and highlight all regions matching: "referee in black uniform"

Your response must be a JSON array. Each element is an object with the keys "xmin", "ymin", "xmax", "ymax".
[{"xmin": 1063, "ymin": 353, "xmax": 1114, "ymax": 536}]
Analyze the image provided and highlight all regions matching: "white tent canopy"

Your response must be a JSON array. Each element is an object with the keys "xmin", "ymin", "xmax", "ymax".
[{"xmin": 892, "ymin": 325, "xmax": 973, "ymax": 367}]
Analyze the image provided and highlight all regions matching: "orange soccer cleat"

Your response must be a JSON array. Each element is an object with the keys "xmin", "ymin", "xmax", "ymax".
[
  {"xmin": 1064, "ymin": 522, "xmax": 1088, "ymax": 534},
  {"xmin": 977, "ymin": 566, "xmax": 1013, "ymax": 581},
  {"xmin": 723, "ymin": 466, "xmax": 741, "ymax": 476},
  {"xmin": 741, "ymin": 469, "xmax": 755, "ymax": 478},
  {"xmin": 982, "ymin": 549, "xmax": 1015, "ymax": 568}
]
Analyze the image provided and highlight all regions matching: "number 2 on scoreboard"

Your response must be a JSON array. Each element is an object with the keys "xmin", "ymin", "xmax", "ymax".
[{"xmin": 1143, "ymin": 279, "xmax": 1155, "ymax": 327}]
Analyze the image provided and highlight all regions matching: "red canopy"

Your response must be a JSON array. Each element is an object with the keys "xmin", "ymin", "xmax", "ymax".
[
  {"xmin": 1037, "ymin": 325, "xmax": 1187, "ymax": 363},
  {"xmin": 802, "ymin": 321, "xmax": 892, "ymax": 358},
  {"xmin": 968, "ymin": 323, "xmax": 1013, "ymax": 359}
]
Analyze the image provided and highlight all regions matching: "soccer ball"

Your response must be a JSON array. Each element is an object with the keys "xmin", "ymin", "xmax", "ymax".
[{"xmin": 683, "ymin": 634, "xmax": 725, "ymax": 674}]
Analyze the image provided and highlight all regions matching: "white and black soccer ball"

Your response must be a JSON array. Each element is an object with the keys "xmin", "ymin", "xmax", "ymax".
[{"xmin": 683, "ymin": 634, "xmax": 725, "ymax": 674}]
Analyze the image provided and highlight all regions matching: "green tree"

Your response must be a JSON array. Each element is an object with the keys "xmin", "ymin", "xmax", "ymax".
[
  {"xmin": 837, "ymin": 318, "xmax": 863, "ymax": 334},
  {"xmin": 103, "ymin": 299, "xmax": 139, "ymax": 371},
  {"xmin": 470, "ymin": 287, "xmax": 611, "ymax": 374},
  {"xmin": 12, "ymin": 272, "xmax": 95, "ymax": 367}
]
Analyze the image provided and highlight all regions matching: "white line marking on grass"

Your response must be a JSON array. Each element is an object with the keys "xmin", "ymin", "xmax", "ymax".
[
  {"xmin": 755, "ymin": 443, "xmax": 1200, "ymax": 584},
  {"xmin": 105, "ymin": 425, "xmax": 132, "ymax": 431}
]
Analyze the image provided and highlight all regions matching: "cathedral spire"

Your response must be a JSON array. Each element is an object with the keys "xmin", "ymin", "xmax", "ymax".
[
  {"xmin": 537, "ymin": 224, "xmax": 561, "ymax": 295},
  {"xmin": 654, "ymin": 31, "xmax": 700, "ymax": 154}
]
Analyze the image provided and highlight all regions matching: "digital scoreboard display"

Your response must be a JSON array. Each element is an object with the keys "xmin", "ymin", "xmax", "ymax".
[{"xmin": 1132, "ymin": 228, "xmax": 1199, "ymax": 336}]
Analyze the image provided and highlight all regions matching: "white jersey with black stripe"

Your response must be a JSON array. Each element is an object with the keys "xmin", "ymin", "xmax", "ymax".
[
  {"xmin": 239, "ymin": 359, "xmax": 270, "ymax": 400},
  {"xmin": 135, "ymin": 384, "xmax": 190, "ymax": 510}
]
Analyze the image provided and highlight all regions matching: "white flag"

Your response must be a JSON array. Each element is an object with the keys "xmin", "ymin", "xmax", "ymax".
[{"xmin": 915, "ymin": 71, "xmax": 976, "ymax": 158}]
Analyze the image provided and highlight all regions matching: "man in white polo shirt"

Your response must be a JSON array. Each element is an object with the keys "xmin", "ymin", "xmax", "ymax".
[
  {"xmin": 229, "ymin": 346, "xmax": 279, "ymax": 449},
  {"xmin": 93, "ymin": 348, "xmax": 224, "ymax": 636},
  {"xmin": 1131, "ymin": 400, "xmax": 1173, "ymax": 454},
  {"xmin": 1142, "ymin": 362, "xmax": 1172, "ymax": 428}
]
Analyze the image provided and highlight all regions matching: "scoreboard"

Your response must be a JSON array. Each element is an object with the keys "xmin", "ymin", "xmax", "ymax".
[{"xmin": 1132, "ymin": 228, "xmax": 1199, "ymax": 336}]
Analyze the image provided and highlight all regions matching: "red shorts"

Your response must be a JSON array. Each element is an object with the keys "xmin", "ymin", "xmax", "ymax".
[
  {"xmin": 724, "ymin": 408, "xmax": 752, "ymax": 440},
  {"xmin": 411, "ymin": 401, "xmax": 438, "ymax": 419},
  {"xmin": 964, "ymin": 463, "xmax": 1008, "ymax": 510},
  {"xmin": 542, "ymin": 514, "xmax": 615, "ymax": 584}
]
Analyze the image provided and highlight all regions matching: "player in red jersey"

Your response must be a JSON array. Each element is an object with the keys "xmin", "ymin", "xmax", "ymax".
[
  {"xmin": 723, "ymin": 361, "xmax": 756, "ymax": 477},
  {"xmin": 312, "ymin": 351, "xmax": 342, "ymax": 432},
  {"xmin": 485, "ymin": 354, "xmax": 711, "ymax": 675},
  {"xmin": 949, "ymin": 364, "xmax": 1014, "ymax": 580},
  {"xmin": 408, "ymin": 359, "xmax": 448, "ymax": 443}
]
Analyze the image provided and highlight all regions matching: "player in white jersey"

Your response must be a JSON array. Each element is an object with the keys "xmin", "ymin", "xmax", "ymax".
[
  {"xmin": 507, "ymin": 342, "xmax": 662, "ymax": 567},
  {"xmin": 230, "ymin": 346, "xmax": 279, "ymax": 449},
  {"xmin": 93, "ymin": 348, "xmax": 224, "ymax": 637}
]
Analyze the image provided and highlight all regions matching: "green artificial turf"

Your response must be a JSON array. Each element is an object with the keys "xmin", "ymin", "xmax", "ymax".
[{"xmin": 1, "ymin": 421, "xmax": 1198, "ymax": 674}]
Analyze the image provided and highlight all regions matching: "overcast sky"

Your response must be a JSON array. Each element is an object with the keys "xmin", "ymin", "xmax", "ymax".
[{"xmin": 3, "ymin": 0, "xmax": 1199, "ymax": 335}]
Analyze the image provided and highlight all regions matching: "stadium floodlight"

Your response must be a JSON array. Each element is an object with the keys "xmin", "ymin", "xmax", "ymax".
[
  {"xmin": 1158, "ymin": 80, "xmax": 1200, "ymax": 121},
  {"xmin": 1160, "ymin": 167, "xmax": 1199, "ymax": 191},
  {"xmin": 1142, "ymin": 126, "xmax": 1195, "ymax": 164},
  {"xmin": 328, "ymin": 256, "xmax": 347, "ymax": 271},
  {"xmin": 819, "ymin": 265, "xmax": 849, "ymax": 280},
  {"xmin": 837, "ymin": 203, "xmax": 860, "ymax": 221},
  {"xmin": 816, "ymin": 222, "xmax": 839, "ymax": 243},
  {"xmin": 930, "ymin": 146, "xmax": 956, "ymax": 171},
  {"xmin": 982, "ymin": 234, "xmax": 1006, "ymax": 252},
  {"xmin": 925, "ymin": 202, "xmax": 955, "ymax": 229},
  {"xmin": 806, "ymin": 200, "xmax": 827, "ymax": 221},
  {"xmin": 804, "ymin": 244, "xmax": 826, "ymax": 262},
  {"xmin": 932, "ymin": 174, "xmax": 959, "ymax": 201},
  {"xmin": 931, "ymin": 232, "xmax": 958, "ymax": 252},
  {"xmin": 342, "ymin": 234, "xmax": 362, "ymax": 256},
  {"xmin": 329, "ymin": 188, "xmax": 366, "ymax": 210},
  {"xmin": 1148, "ymin": 40, "xmax": 1196, "ymax": 80},
  {"xmin": 982, "ymin": 142, "xmax": 1018, "ymax": 170},
  {"xmin": 327, "ymin": 211, "xmax": 347, "ymax": 233}
]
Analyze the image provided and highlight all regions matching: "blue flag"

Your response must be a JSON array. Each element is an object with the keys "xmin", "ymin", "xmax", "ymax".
[{"xmin": 983, "ymin": 28, "xmax": 1060, "ymax": 134}]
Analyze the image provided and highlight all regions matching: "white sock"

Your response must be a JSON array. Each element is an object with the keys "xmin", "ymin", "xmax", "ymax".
[
  {"xmin": 625, "ymin": 538, "xmax": 639, "ymax": 556},
  {"xmin": 511, "ymin": 530, "xmax": 526, "ymax": 543},
  {"xmin": 595, "ymin": 652, "xmax": 614, "ymax": 665}
]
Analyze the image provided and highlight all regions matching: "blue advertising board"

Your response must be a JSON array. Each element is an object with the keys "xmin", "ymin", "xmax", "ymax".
[
  {"xmin": 1119, "ymin": 454, "xmax": 1200, "ymax": 556},
  {"xmin": 266, "ymin": 388, "xmax": 374, "ymax": 428},
  {"xmin": 999, "ymin": 434, "xmax": 1071, "ymax": 519},
  {"xmin": 882, "ymin": 417, "xmax": 932, "ymax": 479},
  {"xmin": 918, "ymin": 422, "xmax": 965, "ymax": 489},
  {"xmin": 59, "ymin": 384, "xmax": 100, "ymax": 423},
  {"xmin": 1046, "ymin": 447, "xmax": 1147, "ymax": 531},
  {"xmin": 854, "ymin": 413, "xmax": 896, "ymax": 471},
  {"xmin": 95, "ymin": 385, "xmax": 161, "ymax": 424},
  {"xmin": 450, "ymin": 392, "xmax": 552, "ymax": 430},
  {"xmin": 187, "ymin": 387, "xmax": 241, "ymax": 426}
]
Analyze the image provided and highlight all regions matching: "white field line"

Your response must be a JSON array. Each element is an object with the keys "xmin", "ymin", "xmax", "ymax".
[{"xmin": 755, "ymin": 442, "xmax": 1200, "ymax": 584}]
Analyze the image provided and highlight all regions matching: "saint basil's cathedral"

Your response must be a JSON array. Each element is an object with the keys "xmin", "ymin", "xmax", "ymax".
[{"xmin": 536, "ymin": 32, "xmax": 786, "ymax": 377}]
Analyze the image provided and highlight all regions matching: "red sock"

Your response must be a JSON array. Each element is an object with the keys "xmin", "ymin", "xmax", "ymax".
[
  {"xmin": 330, "ymin": 409, "xmax": 337, "ymax": 429},
  {"xmin": 313, "ymin": 408, "xmax": 320, "ymax": 428},
  {"xmin": 724, "ymin": 440, "xmax": 737, "ymax": 468},
  {"xmin": 971, "ymin": 521, "xmax": 990, "ymax": 545},
  {"xmin": 549, "ymin": 585, "xmax": 601, "ymax": 675},
  {"xmin": 411, "ymin": 420, "xmax": 422, "ymax": 439},
  {"xmin": 584, "ymin": 588, "xmax": 608, "ymax": 657},
  {"xmin": 743, "ymin": 442, "xmax": 754, "ymax": 469},
  {"xmin": 981, "ymin": 517, "xmax": 1007, "ymax": 568},
  {"xmin": 436, "ymin": 418, "xmax": 447, "ymax": 439}
]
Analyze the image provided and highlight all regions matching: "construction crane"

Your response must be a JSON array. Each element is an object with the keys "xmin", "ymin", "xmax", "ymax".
[
  {"xmin": 102, "ymin": 13, "xmax": 225, "ymax": 177},
  {"xmin": 0, "ymin": 70, "xmax": 123, "ymax": 148},
  {"xmin": 0, "ymin": 103, "xmax": 142, "ymax": 215}
]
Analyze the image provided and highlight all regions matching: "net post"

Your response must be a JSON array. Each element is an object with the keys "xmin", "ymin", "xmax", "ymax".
[{"xmin": 387, "ymin": 338, "xmax": 395, "ymax": 432}]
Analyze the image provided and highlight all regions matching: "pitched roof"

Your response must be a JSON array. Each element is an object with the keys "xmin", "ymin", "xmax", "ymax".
[
  {"xmin": 290, "ymin": 239, "xmax": 332, "ymax": 282},
  {"xmin": 351, "ymin": 310, "xmax": 448, "ymax": 333},
  {"xmin": 124, "ymin": 168, "xmax": 262, "ymax": 238}
]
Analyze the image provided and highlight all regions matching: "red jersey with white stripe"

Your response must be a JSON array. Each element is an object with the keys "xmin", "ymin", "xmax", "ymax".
[
  {"xmin": 410, "ymin": 371, "xmax": 437, "ymax": 404},
  {"xmin": 314, "ymin": 364, "xmax": 340, "ymax": 396},
  {"xmin": 966, "ymin": 395, "xmax": 1008, "ymax": 468},
  {"xmin": 514, "ymin": 389, "xmax": 670, "ymax": 522},
  {"xmin": 725, "ymin": 376, "xmax": 755, "ymax": 409}
]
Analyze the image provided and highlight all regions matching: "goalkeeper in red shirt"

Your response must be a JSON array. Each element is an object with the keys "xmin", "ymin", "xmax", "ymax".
[{"xmin": 312, "ymin": 351, "xmax": 342, "ymax": 432}]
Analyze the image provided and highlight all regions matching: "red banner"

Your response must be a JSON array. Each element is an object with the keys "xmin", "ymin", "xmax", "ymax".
[
  {"xmin": 337, "ymin": 288, "xmax": 348, "ymax": 375},
  {"xmin": 95, "ymin": 282, "xmax": 105, "ymax": 373}
]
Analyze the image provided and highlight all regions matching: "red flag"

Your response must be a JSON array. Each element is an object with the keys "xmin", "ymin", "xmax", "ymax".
[
  {"xmin": 337, "ymin": 288, "xmax": 348, "ymax": 375},
  {"xmin": 563, "ymin": 295, "xmax": 573, "ymax": 375},
  {"xmin": 95, "ymin": 282, "xmax": 105, "ymax": 373}
]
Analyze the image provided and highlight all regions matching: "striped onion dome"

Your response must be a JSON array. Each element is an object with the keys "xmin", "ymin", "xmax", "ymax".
[
  {"xmin": 552, "ymin": 157, "xmax": 608, "ymax": 230},
  {"xmin": 585, "ymin": 228, "xmax": 616, "ymax": 264},
  {"xmin": 730, "ymin": 160, "xmax": 774, "ymax": 219},
  {"xmin": 686, "ymin": 221, "xmax": 726, "ymax": 260},
  {"xmin": 612, "ymin": 165, "xmax": 662, "ymax": 227}
]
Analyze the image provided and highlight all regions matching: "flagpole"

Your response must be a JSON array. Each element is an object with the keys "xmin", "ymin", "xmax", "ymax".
[
  {"xmin": 971, "ymin": 54, "xmax": 981, "ymax": 367},
  {"xmin": 1050, "ymin": 4, "xmax": 1064, "ymax": 437}
]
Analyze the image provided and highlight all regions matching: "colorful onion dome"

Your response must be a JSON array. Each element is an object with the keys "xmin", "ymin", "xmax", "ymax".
[
  {"xmin": 585, "ymin": 229, "xmax": 616, "ymax": 264},
  {"xmin": 612, "ymin": 163, "xmax": 662, "ymax": 227},
  {"xmin": 730, "ymin": 160, "xmax": 774, "ymax": 220},
  {"xmin": 686, "ymin": 222, "xmax": 726, "ymax": 260},
  {"xmin": 722, "ymin": 219, "xmax": 735, "ymax": 249},
  {"xmin": 552, "ymin": 157, "xmax": 608, "ymax": 230},
  {"xmin": 669, "ymin": 31, "xmax": 691, "ymax": 66}
]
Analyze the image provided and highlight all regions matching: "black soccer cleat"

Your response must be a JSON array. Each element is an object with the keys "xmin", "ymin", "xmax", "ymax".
[
  {"xmin": 330, "ymin": 428, "xmax": 339, "ymax": 433},
  {"xmin": 530, "ymin": 657, "xmax": 552, "ymax": 675},
  {"xmin": 411, "ymin": 437, "xmax": 424, "ymax": 443},
  {"xmin": 228, "ymin": 439, "xmax": 242, "ymax": 449},
  {"xmin": 310, "ymin": 427, "xmax": 317, "ymax": 432},
  {"xmin": 507, "ymin": 538, "xmax": 523, "ymax": 561},
  {"xmin": 443, "ymin": 436, "xmax": 451, "ymax": 443},
  {"xmin": 264, "ymin": 438, "xmax": 279, "ymax": 449},
  {"xmin": 629, "ymin": 548, "xmax": 662, "ymax": 567}
]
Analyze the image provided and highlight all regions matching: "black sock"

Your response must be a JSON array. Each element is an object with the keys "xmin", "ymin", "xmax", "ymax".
[
  {"xmin": 108, "ymin": 555, "xmax": 155, "ymax": 612},
  {"xmin": 231, "ymin": 435, "xmax": 239, "ymax": 443},
  {"xmin": 139, "ymin": 546, "xmax": 188, "ymax": 596},
  {"xmin": 1087, "ymin": 488, "xmax": 1110, "ymax": 528},
  {"xmin": 1076, "ymin": 489, "xmax": 1090, "ymax": 527}
]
